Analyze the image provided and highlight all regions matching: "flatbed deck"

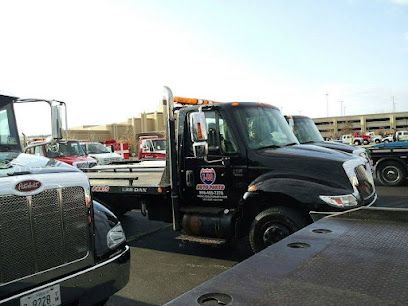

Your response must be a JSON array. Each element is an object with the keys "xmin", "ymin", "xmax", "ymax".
[
  {"xmin": 84, "ymin": 160, "xmax": 169, "ymax": 195},
  {"xmin": 166, "ymin": 207, "xmax": 408, "ymax": 305}
]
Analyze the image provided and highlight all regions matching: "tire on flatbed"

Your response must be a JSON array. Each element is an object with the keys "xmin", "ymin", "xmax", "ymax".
[
  {"xmin": 377, "ymin": 161, "xmax": 407, "ymax": 186},
  {"xmin": 249, "ymin": 206, "xmax": 308, "ymax": 253}
]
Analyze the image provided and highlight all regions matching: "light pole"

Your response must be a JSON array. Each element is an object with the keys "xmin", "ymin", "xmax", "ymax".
[
  {"xmin": 339, "ymin": 100, "xmax": 344, "ymax": 116},
  {"xmin": 325, "ymin": 93, "xmax": 329, "ymax": 117}
]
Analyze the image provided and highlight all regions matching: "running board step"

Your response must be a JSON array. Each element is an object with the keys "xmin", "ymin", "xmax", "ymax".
[{"xmin": 176, "ymin": 235, "xmax": 227, "ymax": 246}]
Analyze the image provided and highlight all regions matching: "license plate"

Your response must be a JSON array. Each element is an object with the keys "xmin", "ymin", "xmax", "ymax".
[{"xmin": 20, "ymin": 284, "xmax": 61, "ymax": 306}]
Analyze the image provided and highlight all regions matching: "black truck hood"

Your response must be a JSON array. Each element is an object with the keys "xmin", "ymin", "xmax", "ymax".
[
  {"xmin": 250, "ymin": 144, "xmax": 358, "ymax": 189},
  {"xmin": 0, "ymin": 152, "xmax": 79, "ymax": 177},
  {"xmin": 305, "ymin": 141, "xmax": 355, "ymax": 154}
]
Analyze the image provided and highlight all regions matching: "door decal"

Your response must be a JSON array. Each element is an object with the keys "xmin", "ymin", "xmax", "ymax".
[{"xmin": 196, "ymin": 168, "xmax": 227, "ymax": 201}]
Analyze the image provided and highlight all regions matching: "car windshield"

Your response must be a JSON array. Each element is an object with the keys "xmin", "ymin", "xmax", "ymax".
[
  {"xmin": 152, "ymin": 139, "xmax": 166, "ymax": 151},
  {"xmin": 235, "ymin": 106, "xmax": 299, "ymax": 149},
  {"xmin": 48, "ymin": 142, "xmax": 86, "ymax": 157},
  {"xmin": 0, "ymin": 101, "xmax": 20, "ymax": 152},
  {"xmin": 86, "ymin": 143, "xmax": 110, "ymax": 154},
  {"xmin": 292, "ymin": 117, "xmax": 324, "ymax": 143}
]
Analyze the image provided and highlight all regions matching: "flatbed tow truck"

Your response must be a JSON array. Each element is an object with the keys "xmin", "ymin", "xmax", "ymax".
[{"xmin": 86, "ymin": 87, "xmax": 377, "ymax": 253}]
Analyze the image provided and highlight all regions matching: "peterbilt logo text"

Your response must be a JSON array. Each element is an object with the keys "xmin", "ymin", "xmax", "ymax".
[{"xmin": 15, "ymin": 180, "xmax": 42, "ymax": 192}]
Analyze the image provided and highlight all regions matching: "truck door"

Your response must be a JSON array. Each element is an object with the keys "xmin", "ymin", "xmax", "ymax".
[{"xmin": 182, "ymin": 109, "xmax": 243, "ymax": 208}]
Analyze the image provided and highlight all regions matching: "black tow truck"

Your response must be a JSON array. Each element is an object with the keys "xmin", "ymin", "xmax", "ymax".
[
  {"xmin": 368, "ymin": 141, "xmax": 408, "ymax": 186},
  {"xmin": 88, "ymin": 87, "xmax": 377, "ymax": 253},
  {"xmin": 285, "ymin": 115, "xmax": 371, "ymax": 163},
  {"xmin": 0, "ymin": 95, "xmax": 129, "ymax": 306}
]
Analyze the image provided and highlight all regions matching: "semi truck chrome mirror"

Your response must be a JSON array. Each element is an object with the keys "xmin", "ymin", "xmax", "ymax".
[
  {"xmin": 193, "ymin": 142, "xmax": 209, "ymax": 158},
  {"xmin": 51, "ymin": 102, "xmax": 64, "ymax": 140},
  {"xmin": 190, "ymin": 111, "xmax": 208, "ymax": 142}
]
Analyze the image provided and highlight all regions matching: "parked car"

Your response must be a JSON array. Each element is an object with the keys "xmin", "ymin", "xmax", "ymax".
[
  {"xmin": 342, "ymin": 134, "xmax": 353, "ymax": 144},
  {"xmin": 382, "ymin": 135, "xmax": 394, "ymax": 143},
  {"xmin": 81, "ymin": 141, "xmax": 123, "ymax": 165},
  {"xmin": 396, "ymin": 130, "xmax": 408, "ymax": 142},
  {"xmin": 25, "ymin": 140, "xmax": 97, "ymax": 169},
  {"xmin": 366, "ymin": 132, "xmax": 382, "ymax": 144}
]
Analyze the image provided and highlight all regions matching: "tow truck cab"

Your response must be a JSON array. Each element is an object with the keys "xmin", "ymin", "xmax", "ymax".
[{"xmin": 0, "ymin": 95, "xmax": 129, "ymax": 305}]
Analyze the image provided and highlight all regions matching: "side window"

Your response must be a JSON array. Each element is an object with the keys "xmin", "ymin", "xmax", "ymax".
[
  {"xmin": 204, "ymin": 111, "xmax": 238, "ymax": 154},
  {"xmin": 34, "ymin": 146, "xmax": 43, "ymax": 156}
]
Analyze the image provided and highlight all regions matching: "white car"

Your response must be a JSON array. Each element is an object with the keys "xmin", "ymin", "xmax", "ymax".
[
  {"xmin": 341, "ymin": 134, "xmax": 353, "ymax": 144},
  {"xmin": 366, "ymin": 132, "xmax": 382, "ymax": 144},
  {"xmin": 382, "ymin": 135, "xmax": 394, "ymax": 143},
  {"xmin": 81, "ymin": 142, "xmax": 123, "ymax": 165},
  {"xmin": 396, "ymin": 131, "xmax": 408, "ymax": 141}
]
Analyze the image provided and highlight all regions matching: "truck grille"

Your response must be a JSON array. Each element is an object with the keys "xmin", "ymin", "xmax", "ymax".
[
  {"xmin": 355, "ymin": 165, "xmax": 375, "ymax": 199},
  {"xmin": 0, "ymin": 187, "xmax": 89, "ymax": 284}
]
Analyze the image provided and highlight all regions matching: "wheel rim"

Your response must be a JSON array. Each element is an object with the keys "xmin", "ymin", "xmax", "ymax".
[
  {"xmin": 262, "ymin": 223, "xmax": 291, "ymax": 246},
  {"xmin": 381, "ymin": 166, "xmax": 400, "ymax": 184}
]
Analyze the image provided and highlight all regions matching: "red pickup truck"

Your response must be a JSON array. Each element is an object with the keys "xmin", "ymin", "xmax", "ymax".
[{"xmin": 25, "ymin": 140, "xmax": 97, "ymax": 169}]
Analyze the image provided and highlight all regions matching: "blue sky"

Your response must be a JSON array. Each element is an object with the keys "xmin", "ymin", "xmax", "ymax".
[{"xmin": 0, "ymin": 0, "xmax": 407, "ymax": 134}]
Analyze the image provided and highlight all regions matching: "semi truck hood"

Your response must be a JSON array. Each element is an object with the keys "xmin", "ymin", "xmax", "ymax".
[
  {"xmin": 251, "ymin": 144, "xmax": 364, "ymax": 189},
  {"xmin": 0, "ymin": 153, "xmax": 79, "ymax": 177}
]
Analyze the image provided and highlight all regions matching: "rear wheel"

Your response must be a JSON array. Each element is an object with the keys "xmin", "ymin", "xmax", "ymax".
[
  {"xmin": 249, "ymin": 206, "xmax": 308, "ymax": 253},
  {"xmin": 363, "ymin": 139, "xmax": 369, "ymax": 145},
  {"xmin": 377, "ymin": 161, "xmax": 406, "ymax": 186},
  {"xmin": 375, "ymin": 139, "xmax": 381, "ymax": 144},
  {"xmin": 354, "ymin": 140, "xmax": 361, "ymax": 145},
  {"xmin": 383, "ymin": 139, "xmax": 390, "ymax": 143}
]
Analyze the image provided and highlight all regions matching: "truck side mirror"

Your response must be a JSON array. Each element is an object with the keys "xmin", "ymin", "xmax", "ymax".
[
  {"xmin": 193, "ymin": 142, "xmax": 208, "ymax": 158},
  {"xmin": 190, "ymin": 112, "xmax": 208, "ymax": 142},
  {"xmin": 51, "ymin": 102, "xmax": 63, "ymax": 140},
  {"xmin": 190, "ymin": 111, "xmax": 209, "ymax": 158}
]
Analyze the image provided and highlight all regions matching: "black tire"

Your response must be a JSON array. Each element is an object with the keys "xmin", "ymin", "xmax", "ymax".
[
  {"xmin": 249, "ymin": 206, "xmax": 308, "ymax": 253},
  {"xmin": 384, "ymin": 139, "xmax": 390, "ymax": 143},
  {"xmin": 377, "ymin": 161, "xmax": 406, "ymax": 186},
  {"xmin": 363, "ymin": 140, "xmax": 369, "ymax": 145},
  {"xmin": 354, "ymin": 140, "xmax": 361, "ymax": 145},
  {"xmin": 375, "ymin": 139, "xmax": 381, "ymax": 144}
]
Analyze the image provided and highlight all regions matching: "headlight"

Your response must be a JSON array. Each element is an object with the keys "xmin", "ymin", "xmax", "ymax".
[
  {"xmin": 107, "ymin": 223, "xmax": 126, "ymax": 249},
  {"xmin": 319, "ymin": 194, "xmax": 358, "ymax": 208}
]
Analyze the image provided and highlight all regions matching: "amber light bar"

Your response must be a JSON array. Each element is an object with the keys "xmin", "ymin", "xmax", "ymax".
[{"xmin": 173, "ymin": 96, "xmax": 218, "ymax": 105}]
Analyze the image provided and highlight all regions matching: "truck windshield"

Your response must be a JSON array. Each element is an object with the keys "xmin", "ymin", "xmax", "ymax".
[
  {"xmin": 152, "ymin": 139, "xmax": 166, "ymax": 151},
  {"xmin": 86, "ymin": 143, "xmax": 110, "ymax": 154},
  {"xmin": 235, "ymin": 106, "xmax": 299, "ymax": 149},
  {"xmin": 49, "ymin": 142, "xmax": 86, "ymax": 157},
  {"xmin": 0, "ymin": 102, "xmax": 20, "ymax": 152},
  {"xmin": 292, "ymin": 117, "xmax": 324, "ymax": 143}
]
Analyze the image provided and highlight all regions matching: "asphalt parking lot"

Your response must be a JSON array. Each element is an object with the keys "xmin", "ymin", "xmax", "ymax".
[{"xmin": 107, "ymin": 183, "xmax": 408, "ymax": 306}]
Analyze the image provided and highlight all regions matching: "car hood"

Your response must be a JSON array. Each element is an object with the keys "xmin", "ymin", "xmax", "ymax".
[
  {"xmin": 0, "ymin": 153, "xmax": 79, "ymax": 178},
  {"xmin": 89, "ymin": 152, "xmax": 122, "ymax": 159}
]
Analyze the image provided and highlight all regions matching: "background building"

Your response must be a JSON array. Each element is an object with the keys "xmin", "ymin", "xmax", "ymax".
[
  {"xmin": 313, "ymin": 111, "xmax": 408, "ymax": 139},
  {"xmin": 67, "ymin": 110, "xmax": 165, "ymax": 153}
]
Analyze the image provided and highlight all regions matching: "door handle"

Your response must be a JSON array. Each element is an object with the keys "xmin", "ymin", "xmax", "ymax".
[{"xmin": 186, "ymin": 170, "xmax": 194, "ymax": 187}]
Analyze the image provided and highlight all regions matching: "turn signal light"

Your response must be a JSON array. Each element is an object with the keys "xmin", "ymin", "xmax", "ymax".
[{"xmin": 248, "ymin": 185, "xmax": 257, "ymax": 192}]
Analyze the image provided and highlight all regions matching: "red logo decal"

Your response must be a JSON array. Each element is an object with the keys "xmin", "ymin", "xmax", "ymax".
[{"xmin": 16, "ymin": 180, "xmax": 42, "ymax": 192}]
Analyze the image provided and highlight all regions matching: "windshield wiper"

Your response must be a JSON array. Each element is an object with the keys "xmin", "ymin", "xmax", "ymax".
[{"xmin": 257, "ymin": 144, "xmax": 282, "ymax": 149}]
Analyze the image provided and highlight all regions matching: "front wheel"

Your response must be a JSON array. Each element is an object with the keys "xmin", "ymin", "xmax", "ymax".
[
  {"xmin": 363, "ymin": 139, "xmax": 369, "ymax": 145},
  {"xmin": 377, "ymin": 161, "xmax": 406, "ymax": 186},
  {"xmin": 354, "ymin": 140, "xmax": 361, "ymax": 145},
  {"xmin": 383, "ymin": 139, "xmax": 390, "ymax": 143},
  {"xmin": 249, "ymin": 206, "xmax": 308, "ymax": 253},
  {"xmin": 375, "ymin": 139, "xmax": 381, "ymax": 144}
]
